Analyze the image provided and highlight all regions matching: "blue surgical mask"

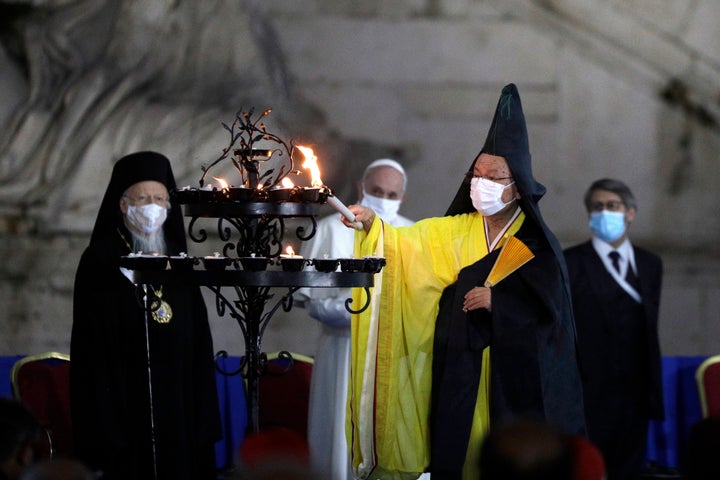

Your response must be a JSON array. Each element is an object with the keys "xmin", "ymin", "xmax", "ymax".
[{"xmin": 589, "ymin": 210, "xmax": 626, "ymax": 243}]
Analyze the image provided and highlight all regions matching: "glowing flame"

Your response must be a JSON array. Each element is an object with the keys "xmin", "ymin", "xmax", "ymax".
[
  {"xmin": 297, "ymin": 146, "xmax": 323, "ymax": 187},
  {"xmin": 286, "ymin": 246, "xmax": 296, "ymax": 256},
  {"xmin": 281, "ymin": 177, "xmax": 295, "ymax": 188},
  {"xmin": 212, "ymin": 176, "xmax": 229, "ymax": 190}
]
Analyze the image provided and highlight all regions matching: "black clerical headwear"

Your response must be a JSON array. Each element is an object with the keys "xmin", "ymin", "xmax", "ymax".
[
  {"xmin": 444, "ymin": 83, "xmax": 573, "ymax": 303},
  {"xmin": 89, "ymin": 151, "xmax": 187, "ymax": 254},
  {"xmin": 445, "ymin": 83, "xmax": 545, "ymax": 216}
]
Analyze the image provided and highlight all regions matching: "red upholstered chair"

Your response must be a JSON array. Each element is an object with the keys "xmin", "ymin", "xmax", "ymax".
[
  {"xmin": 10, "ymin": 352, "xmax": 72, "ymax": 459},
  {"xmin": 238, "ymin": 352, "xmax": 313, "ymax": 473},
  {"xmin": 258, "ymin": 351, "xmax": 314, "ymax": 438},
  {"xmin": 239, "ymin": 426, "xmax": 310, "ymax": 470},
  {"xmin": 696, "ymin": 354, "xmax": 720, "ymax": 418}
]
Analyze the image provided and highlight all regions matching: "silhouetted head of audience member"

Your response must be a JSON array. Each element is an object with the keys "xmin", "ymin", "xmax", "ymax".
[
  {"xmin": 234, "ymin": 427, "xmax": 321, "ymax": 480},
  {"xmin": 688, "ymin": 417, "xmax": 720, "ymax": 480},
  {"xmin": 0, "ymin": 397, "xmax": 41, "ymax": 480},
  {"xmin": 18, "ymin": 458, "xmax": 95, "ymax": 480},
  {"xmin": 566, "ymin": 435, "xmax": 606, "ymax": 480},
  {"xmin": 479, "ymin": 420, "xmax": 574, "ymax": 480}
]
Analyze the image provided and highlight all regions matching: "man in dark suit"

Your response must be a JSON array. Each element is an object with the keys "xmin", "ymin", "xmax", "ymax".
[{"xmin": 564, "ymin": 178, "xmax": 664, "ymax": 480}]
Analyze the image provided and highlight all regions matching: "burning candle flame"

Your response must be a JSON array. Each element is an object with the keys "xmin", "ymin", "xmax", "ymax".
[
  {"xmin": 281, "ymin": 177, "xmax": 295, "ymax": 188},
  {"xmin": 212, "ymin": 176, "xmax": 229, "ymax": 190},
  {"xmin": 296, "ymin": 145, "xmax": 363, "ymax": 229},
  {"xmin": 286, "ymin": 246, "xmax": 296, "ymax": 256},
  {"xmin": 297, "ymin": 146, "xmax": 323, "ymax": 187}
]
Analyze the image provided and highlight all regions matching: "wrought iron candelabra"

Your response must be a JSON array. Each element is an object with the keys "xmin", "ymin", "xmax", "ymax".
[{"xmin": 125, "ymin": 109, "xmax": 384, "ymax": 433}]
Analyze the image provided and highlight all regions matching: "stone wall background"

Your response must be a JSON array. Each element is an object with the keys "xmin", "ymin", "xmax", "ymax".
[{"xmin": 1, "ymin": 0, "xmax": 719, "ymax": 358}]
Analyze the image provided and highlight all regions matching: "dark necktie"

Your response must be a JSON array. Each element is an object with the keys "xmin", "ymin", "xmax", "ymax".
[
  {"xmin": 608, "ymin": 251, "xmax": 621, "ymax": 273},
  {"xmin": 610, "ymin": 251, "xmax": 640, "ymax": 291},
  {"xmin": 625, "ymin": 264, "xmax": 640, "ymax": 291}
]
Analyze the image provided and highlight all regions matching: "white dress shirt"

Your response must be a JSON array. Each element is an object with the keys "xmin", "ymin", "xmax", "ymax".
[{"xmin": 591, "ymin": 236, "xmax": 641, "ymax": 303}]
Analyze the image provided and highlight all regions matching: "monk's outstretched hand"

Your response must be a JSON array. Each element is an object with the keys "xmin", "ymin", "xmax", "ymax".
[{"xmin": 345, "ymin": 205, "xmax": 375, "ymax": 233}]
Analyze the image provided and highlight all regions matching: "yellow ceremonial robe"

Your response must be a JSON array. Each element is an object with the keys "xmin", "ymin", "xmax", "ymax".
[{"xmin": 347, "ymin": 211, "xmax": 524, "ymax": 480}]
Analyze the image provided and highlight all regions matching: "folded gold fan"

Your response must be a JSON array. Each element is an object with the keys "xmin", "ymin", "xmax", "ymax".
[{"xmin": 483, "ymin": 236, "xmax": 535, "ymax": 287}]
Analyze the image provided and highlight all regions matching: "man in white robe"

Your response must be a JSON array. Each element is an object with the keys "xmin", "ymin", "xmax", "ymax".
[{"xmin": 299, "ymin": 159, "xmax": 413, "ymax": 480}]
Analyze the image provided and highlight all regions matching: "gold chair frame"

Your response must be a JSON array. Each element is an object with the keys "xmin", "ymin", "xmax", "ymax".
[
  {"xmin": 266, "ymin": 351, "xmax": 314, "ymax": 365},
  {"xmin": 10, "ymin": 351, "xmax": 71, "ymax": 459},
  {"xmin": 695, "ymin": 354, "xmax": 720, "ymax": 418}
]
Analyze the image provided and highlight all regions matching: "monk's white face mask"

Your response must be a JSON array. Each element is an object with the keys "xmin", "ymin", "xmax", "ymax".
[
  {"xmin": 126, "ymin": 203, "xmax": 167, "ymax": 233},
  {"xmin": 469, "ymin": 177, "xmax": 515, "ymax": 216}
]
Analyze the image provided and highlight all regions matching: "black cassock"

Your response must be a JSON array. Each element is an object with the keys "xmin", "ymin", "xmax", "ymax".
[
  {"xmin": 430, "ymin": 220, "xmax": 586, "ymax": 480},
  {"xmin": 71, "ymin": 152, "xmax": 221, "ymax": 480}
]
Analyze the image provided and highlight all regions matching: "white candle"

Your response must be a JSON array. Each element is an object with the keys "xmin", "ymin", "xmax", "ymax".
[{"xmin": 327, "ymin": 195, "xmax": 363, "ymax": 230}]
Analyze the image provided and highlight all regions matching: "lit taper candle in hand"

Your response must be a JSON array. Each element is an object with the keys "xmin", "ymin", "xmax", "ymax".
[{"xmin": 326, "ymin": 194, "xmax": 363, "ymax": 230}]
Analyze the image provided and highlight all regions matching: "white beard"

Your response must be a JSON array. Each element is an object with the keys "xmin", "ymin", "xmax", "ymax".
[{"xmin": 131, "ymin": 229, "xmax": 167, "ymax": 255}]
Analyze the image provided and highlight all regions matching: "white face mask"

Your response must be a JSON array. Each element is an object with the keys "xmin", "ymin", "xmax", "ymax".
[
  {"xmin": 360, "ymin": 190, "xmax": 402, "ymax": 223},
  {"xmin": 469, "ymin": 177, "xmax": 515, "ymax": 216},
  {"xmin": 126, "ymin": 203, "xmax": 167, "ymax": 234}
]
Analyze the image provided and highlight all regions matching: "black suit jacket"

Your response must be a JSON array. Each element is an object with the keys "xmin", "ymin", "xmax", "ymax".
[{"xmin": 564, "ymin": 240, "xmax": 664, "ymax": 420}]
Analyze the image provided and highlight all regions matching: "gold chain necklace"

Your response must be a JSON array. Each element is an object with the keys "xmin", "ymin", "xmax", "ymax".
[{"xmin": 118, "ymin": 228, "xmax": 173, "ymax": 324}]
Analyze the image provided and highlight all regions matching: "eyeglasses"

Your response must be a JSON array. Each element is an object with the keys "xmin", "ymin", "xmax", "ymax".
[
  {"xmin": 464, "ymin": 172, "xmax": 514, "ymax": 184},
  {"xmin": 589, "ymin": 200, "xmax": 624, "ymax": 212},
  {"xmin": 123, "ymin": 194, "xmax": 170, "ymax": 209}
]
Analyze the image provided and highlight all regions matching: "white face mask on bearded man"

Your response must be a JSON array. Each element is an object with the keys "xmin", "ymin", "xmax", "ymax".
[
  {"xmin": 124, "ymin": 203, "xmax": 168, "ymax": 254},
  {"xmin": 126, "ymin": 203, "xmax": 167, "ymax": 233}
]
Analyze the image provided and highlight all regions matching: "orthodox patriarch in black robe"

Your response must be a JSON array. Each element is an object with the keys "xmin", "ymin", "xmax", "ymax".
[{"xmin": 70, "ymin": 152, "xmax": 221, "ymax": 480}]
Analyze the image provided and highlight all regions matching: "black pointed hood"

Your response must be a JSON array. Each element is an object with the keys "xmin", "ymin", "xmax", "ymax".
[
  {"xmin": 446, "ymin": 83, "xmax": 545, "ymax": 216},
  {"xmin": 445, "ymin": 84, "xmax": 571, "ymax": 298}
]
